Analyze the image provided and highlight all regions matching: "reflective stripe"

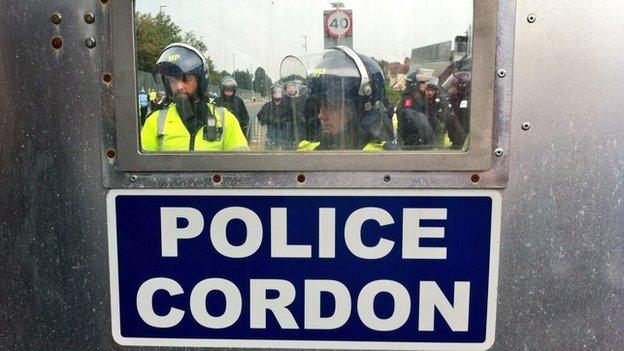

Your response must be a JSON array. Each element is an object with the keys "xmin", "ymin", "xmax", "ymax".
[
  {"xmin": 214, "ymin": 107, "xmax": 226, "ymax": 129},
  {"xmin": 156, "ymin": 108, "xmax": 168, "ymax": 151}
]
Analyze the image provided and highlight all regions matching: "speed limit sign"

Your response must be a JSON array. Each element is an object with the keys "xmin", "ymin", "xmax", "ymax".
[{"xmin": 325, "ymin": 10, "xmax": 353, "ymax": 38}]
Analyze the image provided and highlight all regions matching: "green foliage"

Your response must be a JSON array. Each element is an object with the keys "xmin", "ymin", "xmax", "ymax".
[
  {"xmin": 136, "ymin": 12, "xmax": 182, "ymax": 72},
  {"xmin": 136, "ymin": 11, "xmax": 269, "ymax": 94},
  {"xmin": 385, "ymin": 81, "xmax": 400, "ymax": 105},
  {"xmin": 252, "ymin": 67, "xmax": 273, "ymax": 97},
  {"xmin": 234, "ymin": 70, "xmax": 253, "ymax": 90},
  {"xmin": 136, "ymin": 11, "xmax": 212, "ymax": 78}
]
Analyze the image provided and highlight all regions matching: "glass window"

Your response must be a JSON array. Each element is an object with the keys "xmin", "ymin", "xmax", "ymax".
[{"xmin": 134, "ymin": 0, "xmax": 474, "ymax": 153}]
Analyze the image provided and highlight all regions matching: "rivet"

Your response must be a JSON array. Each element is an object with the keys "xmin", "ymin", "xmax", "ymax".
[
  {"xmin": 522, "ymin": 122, "xmax": 531, "ymax": 131},
  {"xmin": 383, "ymin": 175, "xmax": 391, "ymax": 182},
  {"xmin": 51, "ymin": 37, "xmax": 63, "ymax": 49},
  {"xmin": 129, "ymin": 175, "xmax": 138, "ymax": 182},
  {"xmin": 527, "ymin": 14, "xmax": 537, "ymax": 23},
  {"xmin": 84, "ymin": 12, "xmax": 95, "ymax": 24},
  {"xmin": 497, "ymin": 69, "xmax": 507, "ymax": 78},
  {"xmin": 85, "ymin": 37, "xmax": 96, "ymax": 49},
  {"xmin": 297, "ymin": 174, "xmax": 306, "ymax": 183},
  {"xmin": 106, "ymin": 148, "xmax": 116, "ymax": 158},
  {"xmin": 51, "ymin": 12, "xmax": 62, "ymax": 25},
  {"xmin": 102, "ymin": 73, "xmax": 112, "ymax": 83},
  {"xmin": 471, "ymin": 174, "xmax": 480, "ymax": 183},
  {"xmin": 494, "ymin": 148, "xmax": 504, "ymax": 157}
]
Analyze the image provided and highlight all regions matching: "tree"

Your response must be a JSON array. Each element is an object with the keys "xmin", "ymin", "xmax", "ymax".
[
  {"xmin": 252, "ymin": 67, "xmax": 273, "ymax": 97},
  {"xmin": 136, "ymin": 11, "xmax": 218, "ymax": 82},
  {"xmin": 136, "ymin": 12, "xmax": 182, "ymax": 72},
  {"xmin": 182, "ymin": 31, "xmax": 207, "ymax": 52},
  {"xmin": 233, "ymin": 70, "xmax": 253, "ymax": 90}
]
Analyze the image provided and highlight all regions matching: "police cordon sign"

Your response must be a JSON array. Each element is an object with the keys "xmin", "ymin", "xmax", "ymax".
[{"xmin": 107, "ymin": 189, "xmax": 501, "ymax": 350}]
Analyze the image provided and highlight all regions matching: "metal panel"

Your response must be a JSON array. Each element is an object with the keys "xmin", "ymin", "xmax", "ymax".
[
  {"xmin": 0, "ymin": 1, "xmax": 622, "ymax": 351},
  {"xmin": 497, "ymin": 0, "xmax": 624, "ymax": 349}
]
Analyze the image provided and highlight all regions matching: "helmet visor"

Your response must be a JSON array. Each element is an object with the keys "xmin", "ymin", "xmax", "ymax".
[{"xmin": 155, "ymin": 45, "xmax": 203, "ymax": 77}]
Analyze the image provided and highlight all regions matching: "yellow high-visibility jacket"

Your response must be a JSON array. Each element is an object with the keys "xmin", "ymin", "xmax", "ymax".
[
  {"xmin": 297, "ymin": 140, "xmax": 385, "ymax": 151},
  {"xmin": 141, "ymin": 103, "xmax": 249, "ymax": 152}
]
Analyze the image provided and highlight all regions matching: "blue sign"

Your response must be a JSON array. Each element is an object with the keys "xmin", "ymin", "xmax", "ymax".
[{"xmin": 107, "ymin": 189, "xmax": 501, "ymax": 350}]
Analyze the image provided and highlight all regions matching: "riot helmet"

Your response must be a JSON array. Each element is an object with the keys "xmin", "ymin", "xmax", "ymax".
[
  {"xmin": 284, "ymin": 80, "xmax": 302, "ymax": 97},
  {"xmin": 305, "ymin": 46, "xmax": 393, "ymax": 146},
  {"xmin": 155, "ymin": 43, "xmax": 209, "ymax": 99},
  {"xmin": 307, "ymin": 46, "xmax": 385, "ymax": 116},
  {"xmin": 442, "ymin": 71, "xmax": 471, "ymax": 95},
  {"xmin": 405, "ymin": 68, "xmax": 433, "ymax": 92},
  {"xmin": 425, "ymin": 77, "xmax": 440, "ymax": 91},
  {"xmin": 271, "ymin": 85, "xmax": 283, "ymax": 101},
  {"xmin": 424, "ymin": 77, "xmax": 441, "ymax": 101},
  {"xmin": 220, "ymin": 76, "xmax": 238, "ymax": 95}
]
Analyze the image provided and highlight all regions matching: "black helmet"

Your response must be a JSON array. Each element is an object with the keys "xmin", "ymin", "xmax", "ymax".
[
  {"xmin": 307, "ymin": 46, "xmax": 394, "ymax": 146},
  {"xmin": 155, "ymin": 43, "xmax": 209, "ymax": 98},
  {"xmin": 425, "ymin": 77, "xmax": 440, "ymax": 91},
  {"xmin": 308, "ymin": 46, "xmax": 386, "ymax": 116},
  {"xmin": 405, "ymin": 68, "xmax": 433, "ymax": 91},
  {"xmin": 220, "ymin": 76, "xmax": 238, "ymax": 94},
  {"xmin": 270, "ymin": 84, "xmax": 283, "ymax": 100},
  {"xmin": 442, "ymin": 71, "xmax": 471, "ymax": 93}
]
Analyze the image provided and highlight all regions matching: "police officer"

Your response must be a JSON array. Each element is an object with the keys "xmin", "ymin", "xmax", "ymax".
[
  {"xmin": 283, "ymin": 79, "xmax": 316, "ymax": 143},
  {"xmin": 442, "ymin": 71, "xmax": 471, "ymax": 149},
  {"xmin": 137, "ymin": 88, "xmax": 149, "ymax": 125},
  {"xmin": 421, "ymin": 77, "xmax": 450, "ymax": 147},
  {"xmin": 257, "ymin": 85, "xmax": 293, "ymax": 150},
  {"xmin": 214, "ymin": 76, "xmax": 250, "ymax": 137},
  {"xmin": 140, "ymin": 43, "xmax": 249, "ymax": 152},
  {"xmin": 298, "ymin": 46, "xmax": 396, "ymax": 151},
  {"xmin": 396, "ymin": 69, "xmax": 430, "ymax": 147}
]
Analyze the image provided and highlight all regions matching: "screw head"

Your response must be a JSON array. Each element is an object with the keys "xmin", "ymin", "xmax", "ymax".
[
  {"xmin": 51, "ymin": 12, "xmax": 62, "ymax": 25},
  {"xmin": 522, "ymin": 122, "xmax": 531, "ymax": 131},
  {"xmin": 84, "ymin": 12, "xmax": 95, "ymax": 24},
  {"xmin": 471, "ymin": 174, "xmax": 480, "ymax": 183},
  {"xmin": 51, "ymin": 37, "xmax": 63, "ymax": 49},
  {"xmin": 105, "ymin": 148, "xmax": 116, "ymax": 159},
  {"xmin": 497, "ymin": 69, "xmax": 507, "ymax": 78},
  {"xmin": 527, "ymin": 14, "xmax": 537, "ymax": 23},
  {"xmin": 128, "ymin": 175, "xmax": 138, "ymax": 182},
  {"xmin": 85, "ymin": 37, "xmax": 96, "ymax": 48},
  {"xmin": 297, "ymin": 174, "xmax": 307, "ymax": 183},
  {"xmin": 212, "ymin": 174, "xmax": 222, "ymax": 183},
  {"xmin": 494, "ymin": 148, "xmax": 504, "ymax": 157},
  {"xmin": 383, "ymin": 175, "xmax": 391, "ymax": 182}
]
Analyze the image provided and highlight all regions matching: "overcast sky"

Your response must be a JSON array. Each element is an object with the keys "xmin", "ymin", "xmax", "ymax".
[{"xmin": 136, "ymin": 0, "xmax": 472, "ymax": 80}]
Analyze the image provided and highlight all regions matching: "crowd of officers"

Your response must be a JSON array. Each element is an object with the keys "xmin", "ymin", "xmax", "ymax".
[{"xmin": 139, "ymin": 43, "xmax": 471, "ymax": 152}]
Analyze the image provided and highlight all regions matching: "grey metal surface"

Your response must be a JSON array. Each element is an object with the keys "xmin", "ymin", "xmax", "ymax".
[
  {"xmin": 495, "ymin": 0, "xmax": 624, "ymax": 349},
  {"xmin": 0, "ymin": 1, "xmax": 622, "ymax": 351},
  {"xmin": 0, "ymin": 1, "xmax": 111, "ymax": 349}
]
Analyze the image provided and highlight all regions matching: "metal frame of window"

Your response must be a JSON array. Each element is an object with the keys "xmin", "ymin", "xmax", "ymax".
[{"xmin": 104, "ymin": 0, "xmax": 512, "ymax": 188}]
